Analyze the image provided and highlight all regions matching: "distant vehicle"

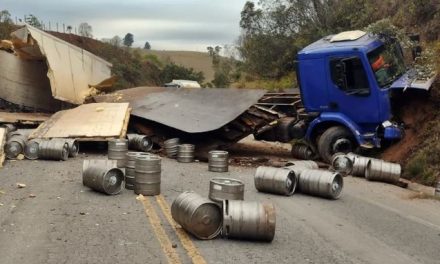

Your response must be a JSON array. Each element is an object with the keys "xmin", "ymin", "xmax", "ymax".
[{"xmin": 164, "ymin": 80, "xmax": 201, "ymax": 89}]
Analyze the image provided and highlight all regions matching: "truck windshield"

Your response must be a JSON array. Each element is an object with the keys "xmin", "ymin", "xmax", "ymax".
[{"xmin": 367, "ymin": 43, "xmax": 406, "ymax": 88}]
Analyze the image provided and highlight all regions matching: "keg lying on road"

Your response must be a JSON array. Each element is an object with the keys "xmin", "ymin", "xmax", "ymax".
[
  {"xmin": 291, "ymin": 143, "xmax": 314, "ymax": 160},
  {"xmin": 171, "ymin": 191, "xmax": 222, "ymax": 240},
  {"xmin": 24, "ymin": 139, "xmax": 40, "ymax": 160},
  {"xmin": 164, "ymin": 138, "xmax": 179, "ymax": 158},
  {"xmin": 127, "ymin": 134, "xmax": 153, "ymax": 152},
  {"xmin": 177, "ymin": 144, "xmax": 195, "ymax": 163},
  {"xmin": 38, "ymin": 140, "xmax": 69, "ymax": 161},
  {"xmin": 254, "ymin": 166, "xmax": 298, "ymax": 196},
  {"xmin": 5, "ymin": 134, "xmax": 26, "ymax": 159},
  {"xmin": 285, "ymin": 160, "xmax": 319, "ymax": 170},
  {"xmin": 134, "ymin": 155, "xmax": 161, "ymax": 196},
  {"xmin": 208, "ymin": 150, "xmax": 229, "ymax": 172},
  {"xmin": 83, "ymin": 164, "xmax": 124, "ymax": 195},
  {"xmin": 346, "ymin": 153, "xmax": 370, "ymax": 177},
  {"xmin": 125, "ymin": 152, "xmax": 150, "ymax": 190},
  {"xmin": 51, "ymin": 138, "xmax": 79, "ymax": 157},
  {"xmin": 365, "ymin": 159, "xmax": 401, "ymax": 183},
  {"xmin": 82, "ymin": 159, "xmax": 118, "ymax": 174},
  {"xmin": 222, "ymin": 200, "xmax": 276, "ymax": 242},
  {"xmin": 331, "ymin": 153, "xmax": 353, "ymax": 176},
  {"xmin": 297, "ymin": 169, "xmax": 343, "ymax": 199},
  {"xmin": 108, "ymin": 138, "xmax": 128, "ymax": 167},
  {"xmin": 209, "ymin": 178, "xmax": 244, "ymax": 203}
]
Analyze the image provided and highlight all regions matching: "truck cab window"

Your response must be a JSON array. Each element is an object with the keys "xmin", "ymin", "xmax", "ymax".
[{"xmin": 330, "ymin": 57, "xmax": 370, "ymax": 95}]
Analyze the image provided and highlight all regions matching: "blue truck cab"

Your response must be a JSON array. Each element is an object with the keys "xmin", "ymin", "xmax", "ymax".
[{"xmin": 296, "ymin": 30, "xmax": 434, "ymax": 161}]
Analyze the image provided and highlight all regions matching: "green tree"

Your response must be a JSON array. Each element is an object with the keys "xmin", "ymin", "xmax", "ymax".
[
  {"xmin": 123, "ymin": 33, "xmax": 134, "ymax": 47},
  {"xmin": 78, "ymin": 22, "xmax": 93, "ymax": 37},
  {"xmin": 159, "ymin": 63, "xmax": 204, "ymax": 84},
  {"xmin": 0, "ymin": 10, "xmax": 12, "ymax": 23},
  {"xmin": 144, "ymin": 41, "xmax": 151, "ymax": 50},
  {"xmin": 25, "ymin": 14, "xmax": 43, "ymax": 29}
]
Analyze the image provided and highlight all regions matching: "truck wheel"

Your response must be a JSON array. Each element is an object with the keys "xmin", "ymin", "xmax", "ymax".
[{"xmin": 317, "ymin": 126, "xmax": 356, "ymax": 163}]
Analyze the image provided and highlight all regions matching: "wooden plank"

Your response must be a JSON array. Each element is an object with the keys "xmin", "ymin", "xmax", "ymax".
[
  {"xmin": 30, "ymin": 103, "xmax": 130, "ymax": 140},
  {"xmin": 0, "ymin": 128, "xmax": 6, "ymax": 167},
  {"xmin": 0, "ymin": 112, "xmax": 51, "ymax": 124}
]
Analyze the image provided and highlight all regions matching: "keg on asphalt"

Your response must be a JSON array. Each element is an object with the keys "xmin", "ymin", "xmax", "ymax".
[
  {"xmin": 171, "ymin": 191, "xmax": 222, "ymax": 240},
  {"xmin": 208, "ymin": 150, "xmax": 229, "ymax": 172},
  {"xmin": 108, "ymin": 138, "xmax": 128, "ymax": 167},
  {"xmin": 254, "ymin": 166, "xmax": 298, "ymax": 196},
  {"xmin": 5, "ymin": 134, "xmax": 26, "ymax": 159},
  {"xmin": 134, "ymin": 155, "xmax": 161, "ymax": 196},
  {"xmin": 298, "ymin": 169, "xmax": 343, "ymax": 199},
  {"xmin": 222, "ymin": 200, "xmax": 276, "ymax": 242},
  {"xmin": 38, "ymin": 140, "xmax": 69, "ymax": 161},
  {"xmin": 209, "ymin": 178, "xmax": 244, "ymax": 203},
  {"xmin": 164, "ymin": 138, "xmax": 180, "ymax": 158},
  {"xmin": 346, "ymin": 153, "xmax": 370, "ymax": 177},
  {"xmin": 51, "ymin": 138, "xmax": 79, "ymax": 157},
  {"xmin": 24, "ymin": 139, "xmax": 40, "ymax": 160},
  {"xmin": 365, "ymin": 159, "xmax": 401, "ymax": 183},
  {"xmin": 285, "ymin": 160, "xmax": 319, "ymax": 170},
  {"xmin": 331, "ymin": 153, "xmax": 353, "ymax": 175},
  {"xmin": 177, "ymin": 144, "xmax": 195, "ymax": 163},
  {"xmin": 125, "ymin": 152, "xmax": 150, "ymax": 190},
  {"xmin": 435, "ymin": 181, "xmax": 440, "ymax": 198},
  {"xmin": 127, "ymin": 134, "xmax": 153, "ymax": 152},
  {"xmin": 291, "ymin": 143, "xmax": 314, "ymax": 160},
  {"xmin": 82, "ymin": 165, "xmax": 124, "ymax": 195},
  {"xmin": 82, "ymin": 159, "xmax": 118, "ymax": 174}
]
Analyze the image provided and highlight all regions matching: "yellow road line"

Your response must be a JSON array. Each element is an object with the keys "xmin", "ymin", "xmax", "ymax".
[
  {"xmin": 136, "ymin": 195, "xmax": 182, "ymax": 264},
  {"xmin": 156, "ymin": 194, "xmax": 207, "ymax": 264}
]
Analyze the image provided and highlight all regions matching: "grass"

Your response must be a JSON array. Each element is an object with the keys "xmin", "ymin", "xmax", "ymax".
[{"xmin": 232, "ymin": 74, "xmax": 297, "ymax": 91}]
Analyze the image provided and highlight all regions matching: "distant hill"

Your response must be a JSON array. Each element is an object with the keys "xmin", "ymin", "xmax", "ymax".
[{"xmin": 140, "ymin": 49, "xmax": 215, "ymax": 82}]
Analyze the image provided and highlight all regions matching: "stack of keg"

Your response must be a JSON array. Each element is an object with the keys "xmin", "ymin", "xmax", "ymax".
[{"xmin": 134, "ymin": 155, "xmax": 161, "ymax": 196}]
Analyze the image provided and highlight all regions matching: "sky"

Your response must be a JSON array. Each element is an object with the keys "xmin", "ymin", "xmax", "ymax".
[{"xmin": 2, "ymin": 0, "xmax": 246, "ymax": 51}]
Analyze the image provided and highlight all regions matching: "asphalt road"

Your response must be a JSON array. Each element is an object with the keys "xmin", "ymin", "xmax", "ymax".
[{"xmin": 1, "ymin": 153, "xmax": 440, "ymax": 264}]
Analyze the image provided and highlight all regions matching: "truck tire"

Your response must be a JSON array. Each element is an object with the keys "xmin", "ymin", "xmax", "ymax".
[{"xmin": 317, "ymin": 126, "xmax": 356, "ymax": 163}]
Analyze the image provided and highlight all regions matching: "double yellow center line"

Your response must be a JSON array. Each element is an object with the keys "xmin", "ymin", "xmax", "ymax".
[{"xmin": 137, "ymin": 194, "xmax": 207, "ymax": 264}]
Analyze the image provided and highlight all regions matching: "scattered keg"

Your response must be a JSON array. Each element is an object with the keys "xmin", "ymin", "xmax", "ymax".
[
  {"xmin": 82, "ymin": 165, "xmax": 124, "ymax": 195},
  {"xmin": 254, "ymin": 166, "xmax": 298, "ymax": 196},
  {"xmin": 209, "ymin": 178, "xmax": 245, "ymax": 203},
  {"xmin": 346, "ymin": 153, "xmax": 370, "ymax": 177},
  {"xmin": 5, "ymin": 135, "xmax": 26, "ymax": 159},
  {"xmin": 208, "ymin": 150, "xmax": 229, "ymax": 172},
  {"xmin": 2, "ymin": 124, "xmax": 16, "ymax": 133},
  {"xmin": 285, "ymin": 160, "xmax": 319, "ymax": 170},
  {"xmin": 134, "ymin": 155, "xmax": 161, "ymax": 196},
  {"xmin": 177, "ymin": 144, "xmax": 195, "ymax": 163},
  {"xmin": 164, "ymin": 138, "xmax": 180, "ymax": 158},
  {"xmin": 331, "ymin": 153, "xmax": 353, "ymax": 175},
  {"xmin": 38, "ymin": 140, "xmax": 69, "ymax": 161},
  {"xmin": 24, "ymin": 139, "xmax": 40, "ymax": 160},
  {"xmin": 365, "ymin": 159, "xmax": 401, "ymax": 183},
  {"xmin": 171, "ymin": 191, "xmax": 222, "ymax": 240},
  {"xmin": 298, "ymin": 169, "xmax": 343, "ymax": 199},
  {"xmin": 108, "ymin": 138, "xmax": 128, "ymax": 167},
  {"xmin": 51, "ymin": 138, "xmax": 79, "ymax": 157},
  {"xmin": 291, "ymin": 143, "xmax": 314, "ymax": 160},
  {"xmin": 125, "ymin": 152, "xmax": 150, "ymax": 190},
  {"xmin": 222, "ymin": 200, "xmax": 276, "ymax": 242},
  {"xmin": 82, "ymin": 159, "xmax": 118, "ymax": 174},
  {"xmin": 435, "ymin": 181, "xmax": 440, "ymax": 198},
  {"xmin": 127, "ymin": 134, "xmax": 153, "ymax": 152}
]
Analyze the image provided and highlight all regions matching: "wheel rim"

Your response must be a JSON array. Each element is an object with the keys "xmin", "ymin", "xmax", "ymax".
[{"xmin": 332, "ymin": 138, "xmax": 353, "ymax": 154}]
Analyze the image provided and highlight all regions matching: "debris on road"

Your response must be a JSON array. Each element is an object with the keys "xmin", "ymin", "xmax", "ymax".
[
  {"xmin": 331, "ymin": 153, "xmax": 354, "ymax": 176},
  {"xmin": 365, "ymin": 159, "xmax": 401, "ymax": 183},
  {"xmin": 208, "ymin": 150, "xmax": 229, "ymax": 172},
  {"xmin": 296, "ymin": 169, "xmax": 344, "ymax": 199},
  {"xmin": 37, "ymin": 140, "xmax": 69, "ymax": 161},
  {"xmin": 255, "ymin": 166, "xmax": 298, "ymax": 196},
  {"xmin": 346, "ymin": 153, "xmax": 371, "ymax": 177},
  {"xmin": 82, "ymin": 159, "xmax": 118, "ymax": 173},
  {"xmin": 291, "ymin": 143, "xmax": 315, "ymax": 160},
  {"xmin": 208, "ymin": 178, "xmax": 245, "ymax": 203},
  {"xmin": 16, "ymin": 183, "xmax": 26, "ymax": 188},
  {"xmin": 30, "ymin": 103, "xmax": 130, "ymax": 141},
  {"xmin": 82, "ymin": 164, "xmax": 124, "ymax": 195},
  {"xmin": 171, "ymin": 191, "xmax": 223, "ymax": 240},
  {"xmin": 285, "ymin": 160, "xmax": 319, "ymax": 169},
  {"xmin": 125, "ymin": 152, "xmax": 150, "ymax": 190},
  {"xmin": 164, "ymin": 138, "xmax": 180, "ymax": 158},
  {"xmin": 222, "ymin": 200, "xmax": 276, "ymax": 242},
  {"xmin": 28, "ymin": 193, "xmax": 36, "ymax": 198},
  {"xmin": 108, "ymin": 138, "xmax": 129, "ymax": 168},
  {"xmin": 127, "ymin": 134, "xmax": 153, "ymax": 152}
]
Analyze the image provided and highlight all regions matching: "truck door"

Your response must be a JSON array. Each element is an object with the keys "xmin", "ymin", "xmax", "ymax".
[{"xmin": 327, "ymin": 55, "xmax": 380, "ymax": 126}]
